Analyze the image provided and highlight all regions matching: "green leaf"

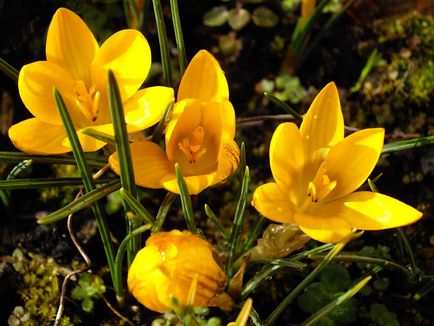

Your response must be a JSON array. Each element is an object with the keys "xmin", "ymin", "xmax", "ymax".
[
  {"xmin": 252, "ymin": 7, "xmax": 278, "ymax": 27},
  {"xmin": 370, "ymin": 303, "xmax": 399, "ymax": 326},
  {"xmin": 382, "ymin": 135, "xmax": 434, "ymax": 154},
  {"xmin": 0, "ymin": 177, "xmax": 112, "ymax": 190},
  {"xmin": 298, "ymin": 283, "xmax": 331, "ymax": 314},
  {"xmin": 203, "ymin": 6, "xmax": 228, "ymax": 27},
  {"xmin": 175, "ymin": 164, "xmax": 197, "ymax": 233},
  {"xmin": 319, "ymin": 264, "xmax": 351, "ymax": 293},
  {"xmin": 228, "ymin": 8, "xmax": 250, "ymax": 30}
]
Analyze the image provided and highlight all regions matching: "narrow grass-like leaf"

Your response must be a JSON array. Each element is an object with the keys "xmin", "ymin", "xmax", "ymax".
[
  {"xmin": 170, "ymin": 0, "xmax": 187, "ymax": 75},
  {"xmin": 152, "ymin": 191, "xmax": 177, "ymax": 232},
  {"xmin": 264, "ymin": 92, "xmax": 303, "ymax": 122},
  {"xmin": 151, "ymin": 101, "xmax": 173, "ymax": 143},
  {"xmin": 382, "ymin": 135, "xmax": 434, "ymax": 154},
  {"xmin": 0, "ymin": 177, "xmax": 112, "ymax": 190},
  {"xmin": 120, "ymin": 188, "xmax": 155, "ymax": 224},
  {"xmin": 0, "ymin": 152, "xmax": 106, "ymax": 167},
  {"xmin": 350, "ymin": 49, "xmax": 382, "ymax": 93},
  {"xmin": 108, "ymin": 70, "xmax": 140, "ymax": 264},
  {"xmin": 242, "ymin": 216, "xmax": 265, "ymax": 251},
  {"xmin": 0, "ymin": 56, "xmax": 19, "ymax": 82},
  {"xmin": 152, "ymin": 0, "xmax": 172, "ymax": 86},
  {"xmin": 300, "ymin": 276, "xmax": 372, "ymax": 326},
  {"xmin": 114, "ymin": 224, "xmax": 152, "ymax": 303},
  {"xmin": 265, "ymin": 236, "xmax": 355, "ymax": 325},
  {"xmin": 226, "ymin": 166, "xmax": 250, "ymax": 278},
  {"xmin": 204, "ymin": 204, "xmax": 229, "ymax": 241},
  {"xmin": 242, "ymin": 265, "xmax": 281, "ymax": 300},
  {"xmin": 53, "ymin": 88, "xmax": 117, "ymax": 296},
  {"xmin": 38, "ymin": 181, "xmax": 121, "ymax": 224},
  {"xmin": 175, "ymin": 164, "xmax": 197, "ymax": 233},
  {"xmin": 124, "ymin": 0, "xmax": 141, "ymax": 29},
  {"xmin": 239, "ymin": 142, "xmax": 246, "ymax": 180},
  {"xmin": 81, "ymin": 128, "xmax": 115, "ymax": 144}
]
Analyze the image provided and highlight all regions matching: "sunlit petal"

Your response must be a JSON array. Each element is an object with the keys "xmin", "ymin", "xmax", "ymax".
[
  {"xmin": 8, "ymin": 118, "xmax": 70, "ymax": 154},
  {"xmin": 214, "ymin": 99, "xmax": 236, "ymax": 141},
  {"xmin": 109, "ymin": 141, "xmax": 174, "ymax": 188},
  {"xmin": 124, "ymin": 86, "xmax": 174, "ymax": 129},
  {"xmin": 325, "ymin": 128, "xmax": 384, "ymax": 201},
  {"xmin": 295, "ymin": 212, "xmax": 352, "ymax": 243},
  {"xmin": 269, "ymin": 122, "xmax": 304, "ymax": 194},
  {"xmin": 46, "ymin": 8, "xmax": 98, "ymax": 84},
  {"xmin": 252, "ymin": 183, "xmax": 296, "ymax": 224},
  {"xmin": 300, "ymin": 82, "xmax": 344, "ymax": 170},
  {"xmin": 68, "ymin": 129, "xmax": 107, "ymax": 152},
  {"xmin": 320, "ymin": 192, "xmax": 423, "ymax": 230},
  {"xmin": 162, "ymin": 173, "xmax": 215, "ymax": 195},
  {"xmin": 18, "ymin": 61, "xmax": 81, "ymax": 125},
  {"xmin": 92, "ymin": 29, "xmax": 151, "ymax": 102},
  {"xmin": 214, "ymin": 140, "xmax": 240, "ymax": 184},
  {"xmin": 177, "ymin": 50, "xmax": 229, "ymax": 101}
]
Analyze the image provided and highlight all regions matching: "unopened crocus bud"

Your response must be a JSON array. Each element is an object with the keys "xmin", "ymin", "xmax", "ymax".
[{"xmin": 128, "ymin": 230, "xmax": 232, "ymax": 312}]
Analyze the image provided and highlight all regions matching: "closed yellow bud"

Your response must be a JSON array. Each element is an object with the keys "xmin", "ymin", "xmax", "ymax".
[{"xmin": 128, "ymin": 230, "xmax": 232, "ymax": 312}]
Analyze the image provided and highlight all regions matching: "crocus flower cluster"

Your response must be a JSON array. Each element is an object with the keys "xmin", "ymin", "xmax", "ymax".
[
  {"xmin": 127, "ymin": 230, "xmax": 232, "ymax": 312},
  {"xmin": 252, "ymin": 82, "xmax": 423, "ymax": 243},
  {"xmin": 8, "ymin": 8, "xmax": 173, "ymax": 154}
]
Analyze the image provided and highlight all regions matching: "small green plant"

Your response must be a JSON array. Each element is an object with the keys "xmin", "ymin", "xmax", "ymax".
[{"xmin": 71, "ymin": 272, "xmax": 106, "ymax": 313}]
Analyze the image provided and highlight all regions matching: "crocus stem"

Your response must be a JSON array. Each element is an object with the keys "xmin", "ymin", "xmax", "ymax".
[
  {"xmin": 170, "ymin": 0, "xmax": 187, "ymax": 75},
  {"xmin": 53, "ymin": 88, "xmax": 118, "ymax": 298},
  {"xmin": 264, "ymin": 240, "xmax": 348, "ymax": 325},
  {"xmin": 152, "ymin": 0, "xmax": 172, "ymax": 86}
]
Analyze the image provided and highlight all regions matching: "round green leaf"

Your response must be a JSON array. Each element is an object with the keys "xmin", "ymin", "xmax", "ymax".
[
  {"xmin": 252, "ymin": 7, "xmax": 278, "ymax": 27},
  {"xmin": 203, "ymin": 6, "xmax": 229, "ymax": 27},
  {"xmin": 228, "ymin": 8, "xmax": 250, "ymax": 30}
]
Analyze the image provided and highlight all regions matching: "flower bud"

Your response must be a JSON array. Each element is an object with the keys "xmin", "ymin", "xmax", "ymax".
[{"xmin": 128, "ymin": 230, "xmax": 232, "ymax": 312}]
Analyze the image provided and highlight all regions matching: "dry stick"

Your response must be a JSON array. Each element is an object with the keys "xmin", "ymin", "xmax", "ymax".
[{"xmin": 102, "ymin": 295, "xmax": 135, "ymax": 326}]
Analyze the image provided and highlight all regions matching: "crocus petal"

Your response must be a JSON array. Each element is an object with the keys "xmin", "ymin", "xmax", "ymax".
[
  {"xmin": 46, "ymin": 8, "xmax": 98, "ymax": 84},
  {"xmin": 124, "ymin": 86, "xmax": 174, "ymax": 129},
  {"xmin": 18, "ymin": 61, "xmax": 81, "ymax": 125},
  {"xmin": 69, "ymin": 130, "xmax": 107, "ymax": 152},
  {"xmin": 325, "ymin": 128, "xmax": 384, "ymax": 201},
  {"xmin": 92, "ymin": 29, "xmax": 151, "ymax": 102},
  {"xmin": 8, "ymin": 118, "xmax": 70, "ymax": 154},
  {"xmin": 163, "ymin": 174, "xmax": 215, "ymax": 195},
  {"xmin": 300, "ymin": 82, "xmax": 344, "ymax": 171},
  {"xmin": 294, "ymin": 212, "xmax": 352, "ymax": 243},
  {"xmin": 252, "ymin": 183, "xmax": 296, "ymax": 224},
  {"xmin": 215, "ymin": 99, "xmax": 236, "ymax": 141},
  {"xmin": 109, "ymin": 141, "xmax": 174, "ymax": 188},
  {"xmin": 177, "ymin": 50, "xmax": 229, "ymax": 101},
  {"xmin": 214, "ymin": 140, "xmax": 240, "ymax": 184},
  {"xmin": 320, "ymin": 191, "xmax": 423, "ymax": 230},
  {"xmin": 269, "ymin": 122, "xmax": 304, "ymax": 197}
]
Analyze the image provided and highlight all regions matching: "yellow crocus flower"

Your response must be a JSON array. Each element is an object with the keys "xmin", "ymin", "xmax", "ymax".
[
  {"xmin": 8, "ymin": 8, "xmax": 173, "ymax": 154},
  {"xmin": 252, "ymin": 82, "xmax": 422, "ymax": 243},
  {"xmin": 128, "ymin": 230, "xmax": 232, "ymax": 312},
  {"xmin": 109, "ymin": 50, "xmax": 239, "ymax": 194}
]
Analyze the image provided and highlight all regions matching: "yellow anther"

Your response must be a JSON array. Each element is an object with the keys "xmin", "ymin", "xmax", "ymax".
[
  {"xmin": 73, "ymin": 80, "xmax": 99, "ymax": 122},
  {"xmin": 308, "ymin": 162, "xmax": 336, "ymax": 203},
  {"xmin": 178, "ymin": 126, "xmax": 207, "ymax": 163}
]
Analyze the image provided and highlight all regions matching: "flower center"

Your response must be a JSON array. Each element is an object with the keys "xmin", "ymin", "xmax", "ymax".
[
  {"xmin": 178, "ymin": 126, "xmax": 207, "ymax": 164},
  {"xmin": 300, "ymin": 162, "xmax": 336, "ymax": 212},
  {"xmin": 73, "ymin": 80, "xmax": 100, "ymax": 122}
]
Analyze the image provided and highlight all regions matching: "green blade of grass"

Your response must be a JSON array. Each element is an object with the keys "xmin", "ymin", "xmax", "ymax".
[
  {"xmin": 152, "ymin": 0, "xmax": 172, "ymax": 86},
  {"xmin": 0, "ymin": 152, "xmax": 106, "ymax": 168},
  {"xmin": 300, "ymin": 276, "xmax": 372, "ymax": 326},
  {"xmin": 108, "ymin": 70, "xmax": 140, "ymax": 266},
  {"xmin": 0, "ymin": 177, "xmax": 113, "ymax": 190},
  {"xmin": 0, "ymin": 56, "xmax": 19, "ymax": 82},
  {"xmin": 204, "ymin": 204, "xmax": 229, "ymax": 242},
  {"xmin": 151, "ymin": 101, "xmax": 173, "ymax": 143},
  {"xmin": 38, "ymin": 181, "xmax": 121, "ymax": 224},
  {"xmin": 170, "ymin": 0, "xmax": 187, "ymax": 75},
  {"xmin": 53, "ymin": 88, "xmax": 118, "ymax": 298},
  {"xmin": 382, "ymin": 135, "xmax": 434, "ymax": 154},
  {"xmin": 81, "ymin": 128, "xmax": 115, "ymax": 144},
  {"xmin": 264, "ymin": 92, "xmax": 303, "ymax": 122},
  {"xmin": 226, "ymin": 166, "xmax": 250, "ymax": 278},
  {"xmin": 120, "ymin": 188, "xmax": 155, "ymax": 224},
  {"xmin": 152, "ymin": 191, "xmax": 177, "ymax": 233},
  {"xmin": 175, "ymin": 164, "xmax": 197, "ymax": 234}
]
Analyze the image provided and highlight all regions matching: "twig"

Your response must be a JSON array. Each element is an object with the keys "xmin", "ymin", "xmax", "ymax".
[{"xmin": 102, "ymin": 295, "xmax": 135, "ymax": 326}]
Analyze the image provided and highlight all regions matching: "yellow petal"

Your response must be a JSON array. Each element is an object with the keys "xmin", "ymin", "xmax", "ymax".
[
  {"xmin": 300, "ymin": 82, "xmax": 344, "ymax": 170},
  {"xmin": 92, "ymin": 29, "xmax": 151, "ymax": 102},
  {"xmin": 216, "ymin": 99, "xmax": 236, "ymax": 141},
  {"xmin": 295, "ymin": 213, "xmax": 352, "ymax": 243},
  {"xmin": 321, "ymin": 191, "xmax": 423, "ymax": 230},
  {"xmin": 124, "ymin": 86, "xmax": 174, "ymax": 129},
  {"xmin": 109, "ymin": 141, "xmax": 174, "ymax": 189},
  {"xmin": 251, "ymin": 183, "xmax": 296, "ymax": 224},
  {"xmin": 269, "ymin": 123, "xmax": 304, "ymax": 196},
  {"xmin": 325, "ymin": 128, "xmax": 384, "ymax": 201},
  {"xmin": 8, "ymin": 118, "xmax": 70, "ymax": 154},
  {"xmin": 46, "ymin": 8, "xmax": 98, "ymax": 84},
  {"xmin": 66, "ymin": 129, "xmax": 107, "ymax": 152},
  {"xmin": 214, "ymin": 140, "xmax": 240, "ymax": 184},
  {"xmin": 18, "ymin": 61, "xmax": 82, "ymax": 125},
  {"xmin": 177, "ymin": 50, "xmax": 229, "ymax": 101},
  {"xmin": 162, "ymin": 173, "xmax": 215, "ymax": 195},
  {"xmin": 165, "ymin": 99, "xmax": 189, "ymax": 143}
]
